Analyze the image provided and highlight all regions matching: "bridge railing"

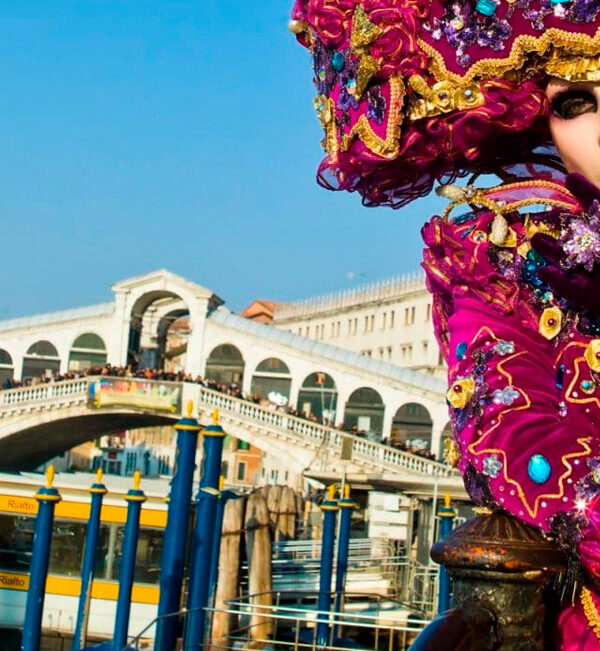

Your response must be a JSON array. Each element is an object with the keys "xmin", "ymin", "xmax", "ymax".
[
  {"xmin": 0, "ymin": 378, "xmax": 90, "ymax": 410},
  {"xmin": 0, "ymin": 377, "xmax": 457, "ymax": 478},
  {"xmin": 193, "ymin": 384, "xmax": 456, "ymax": 479}
]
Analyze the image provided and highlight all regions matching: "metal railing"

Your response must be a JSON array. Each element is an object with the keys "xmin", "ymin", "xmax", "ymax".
[{"xmin": 208, "ymin": 590, "xmax": 430, "ymax": 651}]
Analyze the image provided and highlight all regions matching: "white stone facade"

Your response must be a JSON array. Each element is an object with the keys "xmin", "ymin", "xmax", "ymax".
[{"xmin": 272, "ymin": 272, "xmax": 445, "ymax": 377}]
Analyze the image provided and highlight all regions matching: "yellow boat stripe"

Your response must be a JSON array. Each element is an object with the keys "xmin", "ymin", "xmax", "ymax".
[{"xmin": 0, "ymin": 571, "xmax": 159, "ymax": 604}]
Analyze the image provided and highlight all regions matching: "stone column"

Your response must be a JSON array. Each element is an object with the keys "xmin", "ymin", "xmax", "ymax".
[{"xmin": 185, "ymin": 298, "xmax": 210, "ymax": 378}]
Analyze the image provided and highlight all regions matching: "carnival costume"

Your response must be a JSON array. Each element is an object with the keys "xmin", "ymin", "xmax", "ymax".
[{"xmin": 291, "ymin": 0, "xmax": 600, "ymax": 647}]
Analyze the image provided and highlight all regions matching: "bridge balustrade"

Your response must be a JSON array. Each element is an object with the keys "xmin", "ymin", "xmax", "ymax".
[
  {"xmin": 0, "ymin": 378, "xmax": 89, "ymax": 411},
  {"xmin": 0, "ymin": 377, "xmax": 458, "ymax": 479}
]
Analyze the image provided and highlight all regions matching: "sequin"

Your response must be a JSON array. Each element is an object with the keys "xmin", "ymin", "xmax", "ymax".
[
  {"xmin": 558, "ymin": 401, "xmax": 568, "ymax": 417},
  {"xmin": 528, "ymin": 454, "xmax": 551, "ymax": 484},
  {"xmin": 495, "ymin": 340, "xmax": 514, "ymax": 356},
  {"xmin": 349, "ymin": 5, "xmax": 383, "ymax": 53},
  {"xmin": 492, "ymin": 386, "xmax": 520, "ymax": 406},
  {"xmin": 482, "ymin": 453, "xmax": 503, "ymax": 478},
  {"xmin": 456, "ymin": 341, "xmax": 467, "ymax": 360}
]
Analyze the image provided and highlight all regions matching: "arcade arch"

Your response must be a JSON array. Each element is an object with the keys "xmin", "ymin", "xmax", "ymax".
[
  {"xmin": 205, "ymin": 344, "xmax": 245, "ymax": 386},
  {"xmin": 127, "ymin": 293, "xmax": 190, "ymax": 370},
  {"xmin": 297, "ymin": 372, "xmax": 338, "ymax": 424},
  {"xmin": 68, "ymin": 333, "xmax": 107, "ymax": 371},
  {"xmin": 391, "ymin": 402, "xmax": 433, "ymax": 450},
  {"xmin": 22, "ymin": 341, "xmax": 60, "ymax": 380},
  {"xmin": 250, "ymin": 357, "xmax": 292, "ymax": 401},
  {"xmin": 0, "ymin": 349, "xmax": 13, "ymax": 384},
  {"xmin": 343, "ymin": 387, "xmax": 384, "ymax": 440}
]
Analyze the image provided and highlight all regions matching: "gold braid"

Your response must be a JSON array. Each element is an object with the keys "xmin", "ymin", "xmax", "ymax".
[{"xmin": 581, "ymin": 587, "xmax": 600, "ymax": 642}]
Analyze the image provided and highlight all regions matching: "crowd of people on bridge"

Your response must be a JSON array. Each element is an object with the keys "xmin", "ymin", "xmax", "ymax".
[{"xmin": 1, "ymin": 363, "xmax": 442, "ymax": 462}]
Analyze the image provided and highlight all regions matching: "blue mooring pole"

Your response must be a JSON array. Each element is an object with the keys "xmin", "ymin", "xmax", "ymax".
[
  {"xmin": 334, "ymin": 484, "xmax": 354, "ymax": 617},
  {"xmin": 21, "ymin": 466, "xmax": 61, "ymax": 651},
  {"xmin": 112, "ymin": 471, "xmax": 146, "ymax": 651},
  {"xmin": 71, "ymin": 468, "xmax": 107, "ymax": 651},
  {"xmin": 155, "ymin": 401, "xmax": 203, "ymax": 651},
  {"xmin": 316, "ymin": 486, "xmax": 339, "ymax": 648},
  {"xmin": 436, "ymin": 494, "xmax": 456, "ymax": 614},
  {"xmin": 183, "ymin": 409, "xmax": 226, "ymax": 651}
]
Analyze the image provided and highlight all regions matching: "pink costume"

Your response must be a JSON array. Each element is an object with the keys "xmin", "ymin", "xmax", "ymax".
[
  {"xmin": 291, "ymin": 0, "xmax": 600, "ymax": 645},
  {"xmin": 422, "ymin": 177, "xmax": 600, "ymax": 647}
]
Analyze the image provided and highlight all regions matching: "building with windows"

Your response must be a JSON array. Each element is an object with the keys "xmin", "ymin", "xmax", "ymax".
[{"xmin": 267, "ymin": 272, "xmax": 444, "ymax": 377}]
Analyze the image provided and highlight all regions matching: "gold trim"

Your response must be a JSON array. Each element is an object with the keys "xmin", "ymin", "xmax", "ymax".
[
  {"xmin": 441, "ymin": 180, "xmax": 578, "ymax": 222},
  {"xmin": 419, "ymin": 27, "xmax": 600, "ymax": 85},
  {"xmin": 582, "ymin": 586, "xmax": 600, "ymax": 642},
  {"xmin": 340, "ymin": 76, "xmax": 404, "ymax": 157},
  {"xmin": 407, "ymin": 74, "xmax": 484, "ymax": 120}
]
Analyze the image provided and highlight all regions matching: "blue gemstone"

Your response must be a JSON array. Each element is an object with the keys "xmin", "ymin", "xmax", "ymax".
[
  {"xmin": 556, "ymin": 364, "xmax": 565, "ymax": 389},
  {"xmin": 332, "ymin": 51, "xmax": 345, "ymax": 72},
  {"xmin": 456, "ymin": 342, "xmax": 467, "ymax": 361},
  {"xmin": 550, "ymin": 0, "xmax": 570, "ymax": 4},
  {"xmin": 528, "ymin": 454, "xmax": 551, "ymax": 484},
  {"xmin": 475, "ymin": 0, "xmax": 498, "ymax": 15}
]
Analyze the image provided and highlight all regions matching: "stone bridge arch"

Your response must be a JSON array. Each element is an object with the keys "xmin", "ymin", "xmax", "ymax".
[{"xmin": 110, "ymin": 270, "xmax": 223, "ymax": 376}]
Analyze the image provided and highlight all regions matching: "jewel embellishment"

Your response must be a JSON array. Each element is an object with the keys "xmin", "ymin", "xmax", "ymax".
[
  {"xmin": 475, "ymin": 0, "xmax": 500, "ymax": 15},
  {"xmin": 331, "ymin": 51, "xmax": 345, "ymax": 72},
  {"xmin": 528, "ymin": 454, "xmax": 551, "ymax": 484},
  {"xmin": 494, "ymin": 340, "xmax": 515, "ymax": 356},
  {"xmin": 492, "ymin": 385, "xmax": 520, "ymax": 406},
  {"xmin": 456, "ymin": 341, "xmax": 467, "ymax": 360},
  {"xmin": 560, "ymin": 204, "xmax": 600, "ymax": 272},
  {"xmin": 556, "ymin": 364, "xmax": 565, "ymax": 389},
  {"xmin": 482, "ymin": 453, "xmax": 503, "ymax": 478},
  {"xmin": 581, "ymin": 379, "xmax": 596, "ymax": 395}
]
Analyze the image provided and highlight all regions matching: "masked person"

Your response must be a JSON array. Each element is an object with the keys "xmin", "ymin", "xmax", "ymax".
[{"xmin": 291, "ymin": 1, "xmax": 600, "ymax": 647}]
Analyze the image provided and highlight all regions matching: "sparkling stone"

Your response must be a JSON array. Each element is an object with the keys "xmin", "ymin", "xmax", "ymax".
[
  {"xmin": 456, "ymin": 341, "xmax": 467, "ymax": 361},
  {"xmin": 463, "ymin": 89, "xmax": 474, "ymax": 100},
  {"xmin": 450, "ymin": 16, "xmax": 464, "ymax": 30},
  {"xmin": 482, "ymin": 453, "xmax": 503, "ymax": 479},
  {"xmin": 346, "ymin": 79, "xmax": 356, "ymax": 91},
  {"xmin": 318, "ymin": 67, "xmax": 326, "ymax": 81},
  {"xmin": 332, "ymin": 51, "xmax": 345, "ymax": 72},
  {"xmin": 528, "ymin": 454, "xmax": 551, "ymax": 484},
  {"xmin": 475, "ymin": 0, "xmax": 499, "ymax": 15},
  {"xmin": 556, "ymin": 364, "xmax": 565, "ymax": 389},
  {"xmin": 581, "ymin": 380, "xmax": 595, "ymax": 394}
]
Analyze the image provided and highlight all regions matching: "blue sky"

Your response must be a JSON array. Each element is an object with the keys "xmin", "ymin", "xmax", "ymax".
[{"xmin": 1, "ymin": 1, "xmax": 445, "ymax": 319}]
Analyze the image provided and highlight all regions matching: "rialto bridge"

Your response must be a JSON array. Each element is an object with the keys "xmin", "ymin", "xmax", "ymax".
[{"xmin": 0, "ymin": 270, "xmax": 458, "ymax": 490}]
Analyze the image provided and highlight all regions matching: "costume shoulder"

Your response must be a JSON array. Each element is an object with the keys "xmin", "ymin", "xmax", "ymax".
[{"xmin": 421, "ymin": 180, "xmax": 600, "ymax": 531}]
